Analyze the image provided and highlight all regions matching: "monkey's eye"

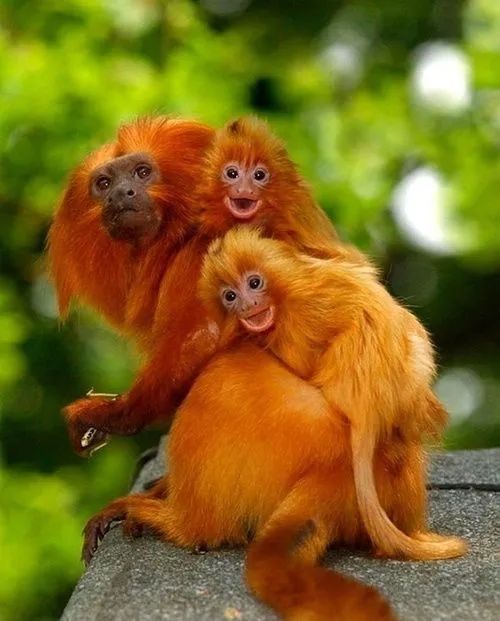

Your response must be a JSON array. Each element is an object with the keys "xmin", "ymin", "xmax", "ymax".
[
  {"xmin": 222, "ymin": 289, "xmax": 238, "ymax": 305},
  {"xmin": 223, "ymin": 165, "xmax": 240, "ymax": 182},
  {"xmin": 253, "ymin": 167, "xmax": 269, "ymax": 183},
  {"xmin": 248, "ymin": 275, "xmax": 264, "ymax": 290},
  {"xmin": 95, "ymin": 176, "xmax": 111, "ymax": 191},
  {"xmin": 135, "ymin": 165, "xmax": 151, "ymax": 179}
]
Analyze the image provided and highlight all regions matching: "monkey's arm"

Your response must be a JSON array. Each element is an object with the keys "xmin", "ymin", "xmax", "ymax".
[
  {"xmin": 63, "ymin": 240, "xmax": 218, "ymax": 455},
  {"xmin": 64, "ymin": 303, "xmax": 218, "ymax": 455}
]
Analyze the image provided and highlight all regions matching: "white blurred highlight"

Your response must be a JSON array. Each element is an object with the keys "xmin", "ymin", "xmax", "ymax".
[
  {"xmin": 320, "ymin": 42, "xmax": 364, "ymax": 87},
  {"xmin": 412, "ymin": 42, "xmax": 472, "ymax": 114},
  {"xmin": 435, "ymin": 368, "xmax": 484, "ymax": 422},
  {"xmin": 392, "ymin": 167, "xmax": 454, "ymax": 255}
]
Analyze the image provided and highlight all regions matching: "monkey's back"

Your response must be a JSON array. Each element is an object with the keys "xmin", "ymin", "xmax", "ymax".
[{"xmin": 166, "ymin": 343, "xmax": 350, "ymax": 545}]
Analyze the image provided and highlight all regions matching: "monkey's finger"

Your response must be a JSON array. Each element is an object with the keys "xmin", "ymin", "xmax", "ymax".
[
  {"xmin": 81, "ymin": 525, "xmax": 102, "ymax": 566},
  {"xmin": 86, "ymin": 387, "xmax": 120, "ymax": 400},
  {"xmin": 122, "ymin": 518, "xmax": 144, "ymax": 539},
  {"xmin": 80, "ymin": 428, "xmax": 110, "ymax": 456},
  {"xmin": 192, "ymin": 542, "xmax": 209, "ymax": 555},
  {"xmin": 81, "ymin": 515, "xmax": 123, "ymax": 565},
  {"xmin": 80, "ymin": 427, "xmax": 97, "ymax": 448}
]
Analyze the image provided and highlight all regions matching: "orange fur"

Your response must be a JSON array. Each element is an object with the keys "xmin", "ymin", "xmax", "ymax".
[
  {"xmin": 198, "ymin": 116, "xmax": 367, "ymax": 264},
  {"xmin": 84, "ymin": 344, "xmax": 398, "ymax": 619},
  {"xmin": 47, "ymin": 116, "xmax": 218, "ymax": 452},
  {"xmin": 49, "ymin": 115, "xmax": 364, "ymax": 455},
  {"xmin": 200, "ymin": 227, "xmax": 467, "ymax": 562},
  {"xmin": 78, "ymin": 119, "xmax": 406, "ymax": 618},
  {"xmin": 48, "ymin": 117, "xmax": 214, "ymax": 333}
]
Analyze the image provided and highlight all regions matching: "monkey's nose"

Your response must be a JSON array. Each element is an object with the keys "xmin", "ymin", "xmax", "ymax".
[
  {"xmin": 236, "ymin": 179, "xmax": 254, "ymax": 195},
  {"xmin": 113, "ymin": 186, "xmax": 136, "ymax": 200}
]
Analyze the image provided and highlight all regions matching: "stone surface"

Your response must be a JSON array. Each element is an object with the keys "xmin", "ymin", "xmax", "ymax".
[
  {"xmin": 61, "ymin": 446, "xmax": 500, "ymax": 621},
  {"xmin": 429, "ymin": 448, "xmax": 499, "ymax": 487}
]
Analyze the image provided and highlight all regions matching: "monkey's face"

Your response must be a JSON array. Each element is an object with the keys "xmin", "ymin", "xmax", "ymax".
[
  {"xmin": 220, "ymin": 271, "xmax": 275, "ymax": 333},
  {"xmin": 90, "ymin": 153, "xmax": 162, "ymax": 244},
  {"xmin": 220, "ymin": 162, "xmax": 270, "ymax": 221}
]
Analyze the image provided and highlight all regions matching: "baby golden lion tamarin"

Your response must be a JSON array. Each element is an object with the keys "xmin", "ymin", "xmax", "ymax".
[{"xmin": 200, "ymin": 227, "xmax": 467, "ymax": 561}]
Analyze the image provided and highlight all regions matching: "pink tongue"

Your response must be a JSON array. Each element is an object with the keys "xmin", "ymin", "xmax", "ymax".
[
  {"xmin": 233, "ymin": 198, "xmax": 255, "ymax": 211},
  {"xmin": 246, "ymin": 308, "xmax": 270, "ymax": 328}
]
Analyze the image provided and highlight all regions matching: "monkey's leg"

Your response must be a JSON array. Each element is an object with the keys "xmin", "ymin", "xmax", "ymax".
[
  {"xmin": 246, "ymin": 474, "xmax": 397, "ymax": 621},
  {"xmin": 82, "ymin": 477, "xmax": 169, "ymax": 565},
  {"xmin": 120, "ymin": 494, "xmax": 213, "ymax": 553}
]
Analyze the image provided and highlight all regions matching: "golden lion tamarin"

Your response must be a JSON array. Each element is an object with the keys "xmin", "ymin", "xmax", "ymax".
[
  {"xmin": 200, "ymin": 227, "xmax": 468, "ymax": 562},
  {"xmin": 48, "ymin": 115, "xmax": 359, "ymax": 456},
  {"xmin": 48, "ymin": 117, "xmax": 217, "ymax": 454}
]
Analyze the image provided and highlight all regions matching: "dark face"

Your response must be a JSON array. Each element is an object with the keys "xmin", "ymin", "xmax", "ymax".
[
  {"xmin": 221, "ymin": 162, "xmax": 270, "ymax": 220},
  {"xmin": 220, "ymin": 271, "xmax": 275, "ymax": 333},
  {"xmin": 90, "ymin": 153, "xmax": 161, "ymax": 244}
]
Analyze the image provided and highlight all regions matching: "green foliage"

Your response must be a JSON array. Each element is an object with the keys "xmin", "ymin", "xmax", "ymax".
[
  {"xmin": 0, "ymin": 442, "xmax": 138, "ymax": 621},
  {"xmin": 1, "ymin": 1, "xmax": 499, "ymax": 619}
]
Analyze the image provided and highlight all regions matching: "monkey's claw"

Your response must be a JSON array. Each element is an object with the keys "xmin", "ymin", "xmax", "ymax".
[
  {"xmin": 121, "ymin": 517, "xmax": 144, "ymax": 539},
  {"xmin": 80, "ymin": 427, "xmax": 109, "ymax": 456},
  {"xmin": 82, "ymin": 512, "xmax": 124, "ymax": 566},
  {"xmin": 192, "ymin": 542, "xmax": 209, "ymax": 555}
]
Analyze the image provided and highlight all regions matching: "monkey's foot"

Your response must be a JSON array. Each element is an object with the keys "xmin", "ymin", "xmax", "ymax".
[
  {"xmin": 82, "ymin": 506, "xmax": 127, "ymax": 566},
  {"xmin": 192, "ymin": 542, "xmax": 209, "ymax": 555},
  {"xmin": 121, "ymin": 516, "xmax": 145, "ymax": 539}
]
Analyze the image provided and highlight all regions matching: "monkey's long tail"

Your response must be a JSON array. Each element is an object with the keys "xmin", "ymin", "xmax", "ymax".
[
  {"xmin": 351, "ymin": 420, "xmax": 467, "ymax": 561},
  {"xmin": 245, "ymin": 508, "xmax": 396, "ymax": 621}
]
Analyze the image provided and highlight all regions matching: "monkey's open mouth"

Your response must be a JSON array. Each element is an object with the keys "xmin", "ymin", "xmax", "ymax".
[
  {"xmin": 240, "ymin": 306, "xmax": 275, "ymax": 333},
  {"xmin": 225, "ymin": 196, "xmax": 262, "ymax": 220}
]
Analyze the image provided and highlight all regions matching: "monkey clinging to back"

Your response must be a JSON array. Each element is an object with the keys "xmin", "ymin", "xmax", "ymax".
[{"xmin": 201, "ymin": 226, "xmax": 468, "ymax": 562}]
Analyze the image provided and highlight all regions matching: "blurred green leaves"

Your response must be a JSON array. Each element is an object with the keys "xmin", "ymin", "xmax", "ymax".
[{"xmin": 0, "ymin": 441, "xmax": 138, "ymax": 621}]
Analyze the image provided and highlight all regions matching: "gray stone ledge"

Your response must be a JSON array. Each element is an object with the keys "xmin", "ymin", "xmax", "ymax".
[
  {"xmin": 429, "ymin": 448, "xmax": 499, "ymax": 487},
  {"xmin": 62, "ymin": 446, "xmax": 500, "ymax": 621}
]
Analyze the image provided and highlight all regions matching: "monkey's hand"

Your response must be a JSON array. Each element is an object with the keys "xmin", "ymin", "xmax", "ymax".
[
  {"xmin": 82, "ymin": 497, "xmax": 147, "ymax": 565},
  {"xmin": 64, "ymin": 396, "xmax": 143, "ymax": 457}
]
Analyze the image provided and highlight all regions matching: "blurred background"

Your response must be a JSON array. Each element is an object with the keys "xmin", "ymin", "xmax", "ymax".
[{"xmin": 1, "ymin": 0, "xmax": 499, "ymax": 619}]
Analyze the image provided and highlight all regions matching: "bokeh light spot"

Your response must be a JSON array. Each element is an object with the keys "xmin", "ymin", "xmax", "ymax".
[
  {"xmin": 411, "ymin": 42, "xmax": 472, "ymax": 114},
  {"xmin": 436, "ymin": 368, "xmax": 484, "ymax": 422},
  {"xmin": 392, "ymin": 167, "xmax": 454, "ymax": 255}
]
